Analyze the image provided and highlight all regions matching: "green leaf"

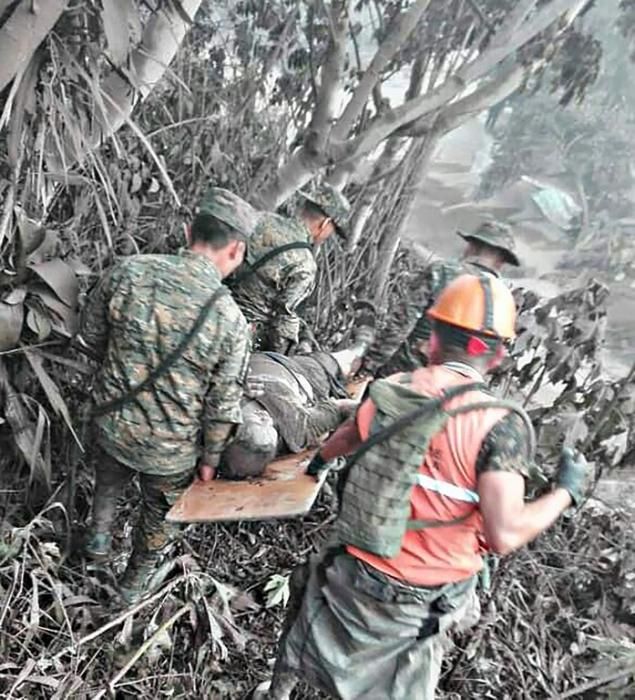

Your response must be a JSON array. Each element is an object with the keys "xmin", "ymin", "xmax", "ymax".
[
  {"xmin": 4, "ymin": 287, "xmax": 27, "ymax": 305},
  {"xmin": 26, "ymin": 306, "xmax": 52, "ymax": 341},
  {"xmin": 0, "ymin": 361, "xmax": 50, "ymax": 486},
  {"xmin": 30, "ymin": 285, "xmax": 79, "ymax": 335},
  {"xmin": 264, "ymin": 574, "xmax": 290, "ymax": 609},
  {"xmin": 26, "ymin": 230, "xmax": 59, "ymax": 265},
  {"xmin": 16, "ymin": 207, "xmax": 46, "ymax": 258}
]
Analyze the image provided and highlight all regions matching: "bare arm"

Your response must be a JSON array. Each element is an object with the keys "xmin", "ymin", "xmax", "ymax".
[{"xmin": 478, "ymin": 471, "xmax": 572, "ymax": 555}]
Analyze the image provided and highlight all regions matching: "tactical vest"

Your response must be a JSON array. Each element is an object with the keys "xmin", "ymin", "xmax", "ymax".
[{"xmin": 334, "ymin": 374, "xmax": 535, "ymax": 560}]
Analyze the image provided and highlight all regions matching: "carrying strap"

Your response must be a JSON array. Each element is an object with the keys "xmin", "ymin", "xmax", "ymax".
[
  {"xmin": 92, "ymin": 242, "xmax": 313, "ymax": 417},
  {"xmin": 93, "ymin": 285, "xmax": 229, "ymax": 417},
  {"xmin": 260, "ymin": 351, "xmax": 313, "ymax": 401},
  {"xmin": 342, "ymin": 382, "xmax": 536, "ymax": 531},
  {"xmin": 243, "ymin": 241, "xmax": 312, "ymax": 277},
  {"xmin": 406, "ymin": 398, "xmax": 536, "ymax": 530},
  {"xmin": 345, "ymin": 382, "xmax": 485, "ymax": 469}
]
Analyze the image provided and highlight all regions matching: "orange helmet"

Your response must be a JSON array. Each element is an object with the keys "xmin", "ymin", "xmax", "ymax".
[{"xmin": 427, "ymin": 274, "xmax": 516, "ymax": 340}]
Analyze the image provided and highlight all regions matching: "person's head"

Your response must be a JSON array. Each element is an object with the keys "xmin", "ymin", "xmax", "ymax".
[
  {"xmin": 426, "ymin": 274, "xmax": 517, "ymax": 374},
  {"xmin": 188, "ymin": 187, "xmax": 259, "ymax": 278},
  {"xmin": 457, "ymin": 221, "xmax": 520, "ymax": 271},
  {"xmin": 221, "ymin": 402, "xmax": 278, "ymax": 478},
  {"xmin": 298, "ymin": 183, "xmax": 351, "ymax": 245}
]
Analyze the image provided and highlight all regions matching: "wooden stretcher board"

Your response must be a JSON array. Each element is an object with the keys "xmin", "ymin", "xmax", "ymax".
[{"xmin": 166, "ymin": 378, "xmax": 369, "ymax": 524}]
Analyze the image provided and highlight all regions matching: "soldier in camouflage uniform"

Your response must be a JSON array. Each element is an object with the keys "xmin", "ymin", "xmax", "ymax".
[
  {"xmin": 365, "ymin": 221, "xmax": 520, "ymax": 376},
  {"xmin": 228, "ymin": 183, "xmax": 350, "ymax": 353},
  {"xmin": 79, "ymin": 188, "xmax": 257, "ymax": 603}
]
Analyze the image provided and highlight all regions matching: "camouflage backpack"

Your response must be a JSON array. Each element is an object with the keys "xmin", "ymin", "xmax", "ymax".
[{"xmin": 334, "ymin": 377, "xmax": 535, "ymax": 559}]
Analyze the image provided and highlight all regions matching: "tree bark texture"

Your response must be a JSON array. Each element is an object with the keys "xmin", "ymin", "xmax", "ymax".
[
  {"xmin": 253, "ymin": 146, "xmax": 325, "ymax": 210},
  {"xmin": 0, "ymin": 0, "xmax": 67, "ymax": 94},
  {"xmin": 342, "ymin": 0, "xmax": 582, "ymax": 163},
  {"xmin": 330, "ymin": 0, "xmax": 432, "ymax": 142},
  {"xmin": 264, "ymin": 0, "xmax": 583, "ymax": 209},
  {"xmin": 369, "ymin": 134, "xmax": 439, "ymax": 303},
  {"xmin": 306, "ymin": 0, "xmax": 350, "ymax": 153}
]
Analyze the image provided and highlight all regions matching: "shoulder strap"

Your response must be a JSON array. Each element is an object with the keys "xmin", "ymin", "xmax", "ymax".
[
  {"xmin": 345, "ymin": 381, "xmax": 485, "ymax": 469},
  {"xmin": 93, "ymin": 285, "xmax": 229, "ymax": 416},
  {"xmin": 93, "ymin": 243, "xmax": 311, "ymax": 417},
  {"xmin": 240, "ymin": 241, "xmax": 313, "ymax": 278}
]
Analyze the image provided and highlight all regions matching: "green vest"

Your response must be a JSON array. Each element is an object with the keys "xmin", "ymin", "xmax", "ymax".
[{"xmin": 334, "ymin": 378, "xmax": 534, "ymax": 559}]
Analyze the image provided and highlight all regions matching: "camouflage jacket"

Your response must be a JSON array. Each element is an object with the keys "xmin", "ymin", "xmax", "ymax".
[
  {"xmin": 366, "ymin": 257, "xmax": 500, "ymax": 376},
  {"xmin": 79, "ymin": 251, "xmax": 250, "ymax": 474},
  {"xmin": 228, "ymin": 212, "xmax": 316, "ymax": 351},
  {"xmin": 248, "ymin": 352, "xmax": 349, "ymax": 452}
]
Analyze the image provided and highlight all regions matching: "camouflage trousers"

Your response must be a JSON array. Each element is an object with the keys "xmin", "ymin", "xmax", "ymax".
[
  {"xmin": 90, "ymin": 446, "xmax": 194, "ymax": 563},
  {"xmin": 271, "ymin": 551, "xmax": 479, "ymax": 700}
]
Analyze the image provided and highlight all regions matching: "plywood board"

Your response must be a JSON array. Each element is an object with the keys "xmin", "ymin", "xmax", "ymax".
[
  {"xmin": 166, "ymin": 378, "xmax": 369, "ymax": 524},
  {"xmin": 166, "ymin": 449, "xmax": 326, "ymax": 523}
]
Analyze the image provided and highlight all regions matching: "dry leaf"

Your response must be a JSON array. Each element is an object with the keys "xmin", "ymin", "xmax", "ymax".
[
  {"xmin": 101, "ymin": 0, "xmax": 132, "ymax": 68},
  {"xmin": 25, "ymin": 350, "xmax": 78, "ymax": 444},
  {"xmin": 28, "ymin": 260, "xmax": 78, "ymax": 307},
  {"xmin": 0, "ymin": 300, "xmax": 24, "ymax": 350}
]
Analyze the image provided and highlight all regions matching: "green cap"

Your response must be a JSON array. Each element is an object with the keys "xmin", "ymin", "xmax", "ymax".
[
  {"xmin": 197, "ymin": 187, "xmax": 260, "ymax": 240},
  {"xmin": 299, "ymin": 183, "xmax": 351, "ymax": 239},
  {"xmin": 457, "ymin": 221, "xmax": 520, "ymax": 267}
]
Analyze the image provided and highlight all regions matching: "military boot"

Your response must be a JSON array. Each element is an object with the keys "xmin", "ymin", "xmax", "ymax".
[{"xmin": 118, "ymin": 552, "xmax": 161, "ymax": 605}]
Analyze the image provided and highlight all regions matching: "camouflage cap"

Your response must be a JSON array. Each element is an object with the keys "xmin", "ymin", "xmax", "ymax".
[
  {"xmin": 299, "ymin": 183, "xmax": 351, "ymax": 239},
  {"xmin": 457, "ymin": 221, "xmax": 520, "ymax": 267},
  {"xmin": 197, "ymin": 187, "xmax": 260, "ymax": 240}
]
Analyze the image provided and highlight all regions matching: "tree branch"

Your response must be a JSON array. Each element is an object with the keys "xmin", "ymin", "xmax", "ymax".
[
  {"xmin": 0, "ymin": 0, "xmax": 67, "ymax": 94},
  {"xmin": 305, "ymin": 0, "xmax": 350, "ymax": 154},
  {"xmin": 95, "ymin": 0, "xmax": 202, "ymax": 140},
  {"xmin": 331, "ymin": 0, "xmax": 432, "ymax": 141},
  {"xmin": 335, "ymin": 0, "xmax": 583, "ymax": 163},
  {"xmin": 398, "ymin": 62, "xmax": 525, "ymax": 137}
]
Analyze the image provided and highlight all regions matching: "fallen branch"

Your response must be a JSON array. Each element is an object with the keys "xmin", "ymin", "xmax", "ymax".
[
  {"xmin": 99, "ymin": 603, "xmax": 193, "ymax": 698},
  {"xmin": 555, "ymin": 659, "xmax": 635, "ymax": 699}
]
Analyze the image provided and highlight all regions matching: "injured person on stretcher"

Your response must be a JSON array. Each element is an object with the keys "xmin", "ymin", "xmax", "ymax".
[{"xmin": 220, "ymin": 342, "xmax": 369, "ymax": 479}]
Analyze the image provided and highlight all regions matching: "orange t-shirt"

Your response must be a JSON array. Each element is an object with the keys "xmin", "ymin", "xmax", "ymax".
[{"xmin": 347, "ymin": 365, "xmax": 508, "ymax": 586}]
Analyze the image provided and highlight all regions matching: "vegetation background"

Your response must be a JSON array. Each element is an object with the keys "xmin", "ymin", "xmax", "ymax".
[{"xmin": 0, "ymin": 1, "xmax": 633, "ymax": 697}]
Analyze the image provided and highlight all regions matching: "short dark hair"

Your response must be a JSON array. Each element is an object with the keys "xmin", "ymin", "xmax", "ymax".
[
  {"xmin": 191, "ymin": 213, "xmax": 246, "ymax": 249},
  {"xmin": 467, "ymin": 239, "xmax": 506, "ymax": 262},
  {"xmin": 300, "ymin": 200, "xmax": 328, "ymax": 222}
]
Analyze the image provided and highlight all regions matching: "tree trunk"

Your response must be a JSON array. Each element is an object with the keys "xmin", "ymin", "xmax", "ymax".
[
  {"xmin": 253, "ymin": 146, "xmax": 326, "ymax": 210},
  {"xmin": 346, "ymin": 136, "xmax": 407, "ymax": 250},
  {"xmin": 331, "ymin": 0, "xmax": 584, "ymax": 165},
  {"xmin": 0, "ymin": 0, "xmax": 67, "ymax": 94},
  {"xmin": 370, "ymin": 134, "xmax": 439, "ymax": 303}
]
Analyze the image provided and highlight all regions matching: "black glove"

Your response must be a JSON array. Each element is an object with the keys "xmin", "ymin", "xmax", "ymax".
[
  {"xmin": 306, "ymin": 452, "xmax": 327, "ymax": 478},
  {"xmin": 555, "ymin": 447, "xmax": 589, "ymax": 507}
]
